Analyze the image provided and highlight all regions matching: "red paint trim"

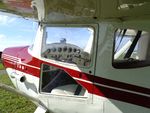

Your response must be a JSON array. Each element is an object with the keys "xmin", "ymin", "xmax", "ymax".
[
  {"xmin": 69, "ymin": 72, "xmax": 150, "ymax": 108},
  {"xmin": 93, "ymin": 75, "xmax": 150, "ymax": 95},
  {"xmin": 2, "ymin": 46, "xmax": 150, "ymax": 108},
  {"xmin": 66, "ymin": 69, "xmax": 150, "ymax": 95},
  {"xmin": 94, "ymin": 84, "xmax": 150, "ymax": 108}
]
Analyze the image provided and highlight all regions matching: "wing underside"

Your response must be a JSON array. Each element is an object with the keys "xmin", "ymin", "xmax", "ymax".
[
  {"xmin": 0, "ymin": 0, "xmax": 150, "ymax": 22},
  {"xmin": 0, "ymin": 0, "xmax": 37, "ymax": 19}
]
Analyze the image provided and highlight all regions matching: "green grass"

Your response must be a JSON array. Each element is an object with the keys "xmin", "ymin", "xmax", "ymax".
[
  {"xmin": 0, "ymin": 74, "xmax": 36, "ymax": 113},
  {"xmin": 0, "ymin": 63, "xmax": 5, "ymax": 70}
]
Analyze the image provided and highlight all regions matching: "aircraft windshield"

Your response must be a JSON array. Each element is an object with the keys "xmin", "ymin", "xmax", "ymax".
[{"xmin": 41, "ymin": 26, "xmax": 94, "ymax": 67}]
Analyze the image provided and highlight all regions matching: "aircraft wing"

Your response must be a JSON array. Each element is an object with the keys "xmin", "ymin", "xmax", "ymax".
[
  {"xmin": 0, "ymin": 0, "xmax": 150, "ymax": 23},
  {"xmin": 0, "ymin": 0, "xmax": 38, "ymax": 20},
  {"xmin": 43, "ymin": 0, "xmax": 150, "ymax": 23}
]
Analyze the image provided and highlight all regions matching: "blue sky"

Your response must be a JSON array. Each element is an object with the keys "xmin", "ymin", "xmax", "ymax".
[
  {"xmin": 0, "ymin": 13, "xmax": 93, "ymax": 51},
  {"xmin": 0, "ymin": 14, "xmax": 38, "ymax": 51},
  {"xmin": 46, "ymin": 27, "xmax": 92, "ymax": 49}
]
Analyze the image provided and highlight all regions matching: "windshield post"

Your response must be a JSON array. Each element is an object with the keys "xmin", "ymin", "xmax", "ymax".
[{"xmin": 32, "ymin": 24, "xmax": 44, "ymax": 58}]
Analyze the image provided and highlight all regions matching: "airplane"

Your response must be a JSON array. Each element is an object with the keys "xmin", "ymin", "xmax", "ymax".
[{"xmin": 0, "ymin": 0, "xmax": 150, "ymax": 113}]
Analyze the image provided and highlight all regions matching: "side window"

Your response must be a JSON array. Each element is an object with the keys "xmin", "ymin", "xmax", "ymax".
[
  {"xmin": 40, "ymin": 64, "xmax": 87, "ymax": 96},
  {"xmin": 41, "ymin": 27, "xmax": 94, "ymax": 67},
  {"xmin": 113, "ymin": 29, "xmax": 150, "ymax": 68}
]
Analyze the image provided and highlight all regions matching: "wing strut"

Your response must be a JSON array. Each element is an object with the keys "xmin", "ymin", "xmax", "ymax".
[
  {"xmin": 124, "ymin": 31, "xmax": 142, "ymax": 59},
  {"xmin": 34, "ymin": 106, "xmax": 47, "ymax": 113},
  {"xmin": 0, "ymin": 82, "xmax": 48, "ymax": 112}
]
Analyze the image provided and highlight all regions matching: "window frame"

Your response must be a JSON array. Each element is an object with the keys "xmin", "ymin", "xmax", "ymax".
[
  {"xmin": 39, "ymin": 63, "xmax": 89, "ymax": 98},
  {"xmin": 41, "ymin": 24, "xmax": 96, "ymax": 69}
]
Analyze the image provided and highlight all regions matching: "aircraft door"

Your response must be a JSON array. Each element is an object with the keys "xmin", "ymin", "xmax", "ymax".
[
  {"xmin": 38, "ymin": 63, "xmax": 92, "ymax": 113},
  {"xmin": 38, "ymin": 24, "xmax": 100, "ymax": 113}
]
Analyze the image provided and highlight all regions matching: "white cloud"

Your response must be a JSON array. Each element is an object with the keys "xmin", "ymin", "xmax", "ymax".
[
  {"xmin": 0, "ymin": 15, "xmax": 16, "ymax": 25},
  {"xmin": 0, "ymin": 34, "xmax": 7, "ymax": 40}
]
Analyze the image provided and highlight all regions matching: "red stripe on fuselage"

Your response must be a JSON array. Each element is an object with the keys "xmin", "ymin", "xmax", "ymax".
[{"xmin": 2, "ymin": 46, "xmax": 150, "ymax": 108}]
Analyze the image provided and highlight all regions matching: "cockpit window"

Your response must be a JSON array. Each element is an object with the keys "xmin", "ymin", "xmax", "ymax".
[
  {"xmin": 113, "ymin": 29, "xmax": 150, "ymax": 68},
  {"xmin": 41, "ymin": 26, "xmax": 94, "ymax": 67}
]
